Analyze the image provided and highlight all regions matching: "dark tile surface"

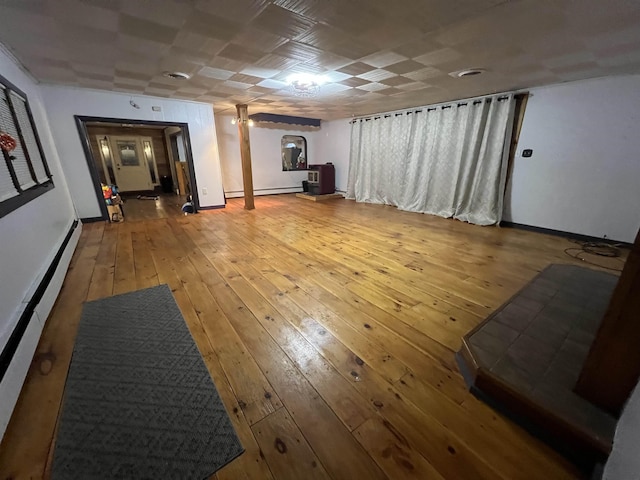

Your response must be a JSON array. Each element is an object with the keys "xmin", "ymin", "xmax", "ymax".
[
  {"xmin": 469, "ymin": 330, "xmax": 512, "ymax": 358},
  {"xmin": 472, "ymin": 345, "xmax": 502, "ymax": 370},
  {"xmin": 502, "ymin": 334, "xmax": 558, "ymax": 378},
  {"xmin": 492, "ymin": 357, "xmax": 539, "ymax": 393},
  {"xmin": 468, "ymin": 264, "xmax": 619, "ymax": 446},
  {"xmin": 479, "ymin": 320, "xmax": 520, "ymax": 344},
  {"xmin": 493, "ymin": 303, "xmax": 537, "ymax": 331}
]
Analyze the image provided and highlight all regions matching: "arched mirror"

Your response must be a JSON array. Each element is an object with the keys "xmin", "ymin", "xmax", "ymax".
[{"xmin": 281, "ymin": 135, "xmax": 307, "ymax": 171}]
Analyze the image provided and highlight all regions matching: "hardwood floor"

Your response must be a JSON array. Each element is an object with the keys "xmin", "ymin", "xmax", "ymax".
[
  {"xmin": 118, "ymin": 193, "xmax": 187, "ymax": 222},
  {"xmin": 4, "ymin": 194, "xmax": 622, "ymax": 479}
]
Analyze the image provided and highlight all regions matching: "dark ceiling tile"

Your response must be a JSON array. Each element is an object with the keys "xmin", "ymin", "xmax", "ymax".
[
  {"xmin": 206, "ymin": 56, "xmax": 248, "ymax": 72},
  {"xmin": 272, "ymin": 41, "xmax": 324, "ymax": 62},
  {"xmin": 114, "ymin": 69, "xmax": 153, "ymax": 81},
  {"xmin": 118, "ymin": 13, "xmax": 178, "ymax": 44},
  {"xmin": 254, "ymin": 53, "xmax": 300, "ymax": 71},
  {"xmin": 194, "ymin": 0, "xmax": 270, "ymax": 22},
  {"xmin": 337, "ymin": 62, "xmax": 376, "ymax": 76},
  {"xmin": 76, "ymin": 71, "xmax": 114, "ymax": 82},
  {"xmin": 379, "ymin": 75, "xmax": 414, "ymax": 87},
  {"xmin": 114, "ymin": 82, "xmax": 146, "ymax": 91},
  {"xmin": 331, "ymin": 38, "xmax": 379, "ymax": 60},
  {"xmin": 183, "ymin": 10, "xmax": 242, "ymax": 42},
  {"xmin": 147, "ymin": 82, "xmax": 179, "ymax": 91},
  {"xmin": 218, "ymin": 43, "xmax": 265, "ymax": 63},
  {"xmin": 250, "ymin": 4, "xmax": 315, "ymax": 39},
  {"xmin": 294, "ymin": 23, "xmax": 346, "ymax": 51},
  {"xmin": 339, "ymin": 77, "xmax": 371, "ymax": 88},
  {"xmin": 385, "ymin": 59, "xmax": 427, "ymax": 75},
  {"xmin": 233, "ymin": 28, "xmax": 289, "ymax": 52},
  {"xmin": 376, "ymin": 87, "xmax": 403, "ymax": 96},
  {"xmin": 230, "ymin": 73, "xmax": 264, "ymax": 84},
  {"xmin": 392, "ymin": 38, "xmax": 444, "ymax": 59}
]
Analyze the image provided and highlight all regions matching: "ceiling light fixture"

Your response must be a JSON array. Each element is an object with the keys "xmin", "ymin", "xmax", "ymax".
[
  {"xmin": 163, "ymin": 71, "xmax": 191, "ymax": 80},
  {"xmin": 286, "ymin": 73, "xmax": 327, "ymax": 97},
  {"xmin": 450, "ymin": 68, "xmax": 486, "ymax": 78}
]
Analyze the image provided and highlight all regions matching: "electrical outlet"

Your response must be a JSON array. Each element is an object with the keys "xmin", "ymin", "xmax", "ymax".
[{"xmin": 202, "ymin": 187, "xmax": 208, "ymax": 195}]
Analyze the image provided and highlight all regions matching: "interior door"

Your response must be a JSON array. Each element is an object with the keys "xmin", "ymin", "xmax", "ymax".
[{"xmin": 109, "ymin": 136, "xmax": 153, "ymax": 192}]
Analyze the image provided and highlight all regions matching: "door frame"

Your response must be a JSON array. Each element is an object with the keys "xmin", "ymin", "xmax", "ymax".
[
  {"xmin": 75, "ymin": 116, "xmax": 200, "ymax": 221},
  {"xmin": 96, "ymin": 134, "xmax": 161, "ymax": 188}
]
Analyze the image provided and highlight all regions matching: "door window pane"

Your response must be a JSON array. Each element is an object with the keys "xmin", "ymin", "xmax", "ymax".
[{"xmin": 117, "ymin": 141, "xmax": 140, "ymax": 166}]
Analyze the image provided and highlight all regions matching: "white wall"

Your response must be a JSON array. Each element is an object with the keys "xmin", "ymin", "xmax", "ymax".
[
  {"xmin": 320, "ymin": 76, "xmax": 640, "ymax": 242},
  {"xmin": 216, "ymin": 115, "xmax": 322, "ymax": 197},
  {"xmin": 0, "ymin": 45, "xmax": 79, "ymax": 439},
  {"xmin": 0, "ymin": 47, "xmax": 78, "ymax": 349},
  {"xmin": 40, "ymin": 86, "xmax": 225, "ymax": 217},
  {"xmin": 315, "ymin": 118, "xmax": 351, "ymax": 192},
  {"xmin": 604, "ymin": 382, "xmax": 640, "ymax": 479},
  {"xmin": 504, "ymin": 75, "xmax": 640, "ymax": 243}
]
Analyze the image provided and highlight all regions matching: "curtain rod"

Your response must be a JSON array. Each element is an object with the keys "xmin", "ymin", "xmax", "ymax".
[{"xmin": 349, "ymin": 91, "xmax": 525, "ymax": 123}]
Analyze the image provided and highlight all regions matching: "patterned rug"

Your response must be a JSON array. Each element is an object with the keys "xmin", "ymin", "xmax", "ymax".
[{"xmin": 51, "ymin": 285, "xmax": 243, "ymax": 479}]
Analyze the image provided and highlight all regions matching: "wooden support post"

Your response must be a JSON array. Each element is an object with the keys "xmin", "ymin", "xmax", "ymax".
[
  {"xmin": 236, "ymin": 104, "xmax": 255, "ymax": 210},
  {"xmin": 575, "ymin": 227, "xmax": 640, "ymax": 415}
]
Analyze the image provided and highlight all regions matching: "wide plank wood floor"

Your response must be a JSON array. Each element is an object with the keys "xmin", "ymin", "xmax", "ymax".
[
  {"xmin": 119, "ymin": 193, "xmax": 188, "ymax": 222},
  {"xmin": 3, "ymin": 194, "xmax": 621, "ymax": 479}
]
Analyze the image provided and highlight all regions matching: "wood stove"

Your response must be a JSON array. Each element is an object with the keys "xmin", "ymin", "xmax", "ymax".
[{"xmin": 308, "ymin": 163, "xmax": 335, "ymax": 195}]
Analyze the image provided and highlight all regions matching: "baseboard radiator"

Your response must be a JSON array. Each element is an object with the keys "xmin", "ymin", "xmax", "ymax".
[{"xmin": 0, "ymin": 220, "xmax": 81, "ymax": 441}]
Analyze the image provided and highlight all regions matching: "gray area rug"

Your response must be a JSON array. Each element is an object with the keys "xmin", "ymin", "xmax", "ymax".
[{"xmin": 52, "ymin": 284, "xmax": 243, "ymax": 480}]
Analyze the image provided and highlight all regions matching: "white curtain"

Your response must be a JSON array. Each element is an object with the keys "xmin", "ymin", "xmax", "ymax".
[{"xmin": 346, "ymin": 94, "xmax": 516, "ymax": 225}]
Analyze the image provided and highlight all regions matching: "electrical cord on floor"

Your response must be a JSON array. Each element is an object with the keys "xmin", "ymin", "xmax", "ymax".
[{"xmin": 564, "ymin": 239, "xmax": 625, "ymax": 272}]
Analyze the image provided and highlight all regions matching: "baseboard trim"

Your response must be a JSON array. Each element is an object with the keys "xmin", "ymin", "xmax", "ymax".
[
  {"xmin": 80, "ymin": 216, "xmax": 105, "ymax": 223},
  {"xmin": 500, "ymin": 221, "xmax": 631, "ymax": 247},
  {"xmin": 0, "ymin": 219, "xmax": 79, "ymax": 382},
  {"xmin": 225, "ymin": 186, "xmax": 303, "ymax": 194},
  {"xmin": 198, "ymin": 204, "xmax": 226, "ymax": 211}
]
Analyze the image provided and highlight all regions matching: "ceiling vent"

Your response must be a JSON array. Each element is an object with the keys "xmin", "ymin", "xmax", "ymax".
[
  {"xmin": 163, "ymin": 71, "xmax": 191, "ymax": 80},
  {"xmin": 450, "ymin": 68, "xmax": 486, "ymax": 78}
]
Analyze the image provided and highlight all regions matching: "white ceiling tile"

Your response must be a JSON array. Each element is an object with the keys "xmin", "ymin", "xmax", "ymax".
[
  {"xmin": 413, "ymin": 48, "xmax": 462, "ymax": 66},
  {"xmin": 240, "ymin": 66, "xmax": 281, "ymax": 78},
  {"xmin": 0, "ymin": 0, "xmax": 638, "ymax": 119},
  {"xmin": 322, "ymin": 71, "xmax": 351, "ymax": 83},
  {"xmin": 356, "ymin": 69, "xmax": 396, "ymax": 82},
  {"xmin": 358, "ymin": 51, "xmax": 408, "ymax": 69},
  {"xmin": 356, "ymin": 82, "xmax": 390, "ymax": 92},
  {"xmin": 197, "ymin": 66, "xmax": 235, "ymax": 80},
  {"xmin": 256, "ymin": 78, "xmax": 289, "ymax": 89}
]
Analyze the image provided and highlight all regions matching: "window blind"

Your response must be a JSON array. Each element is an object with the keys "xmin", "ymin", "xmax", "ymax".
[
  {"xmin": 0, "ymin": 75, "xmax": 53, "ymax": 220},
  {"xmin": 10, "ymin": 91, "xmax": 48, "ymax": 183},
  {"xmin": 0, "ymin": 91, "xmax": 35, "ymax": 190},
  {"xmin": 0, "ymin": 153, "xmax": 18, "ymax": 202}
]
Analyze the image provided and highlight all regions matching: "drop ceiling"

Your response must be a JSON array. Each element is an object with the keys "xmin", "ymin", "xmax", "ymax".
[{"xmin": 0, "ymin": 0, "xmax": 639, "ymax": 120}]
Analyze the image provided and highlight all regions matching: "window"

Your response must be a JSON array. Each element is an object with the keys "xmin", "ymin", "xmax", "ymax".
[{"xmin": 0, "ymin": 74, "xmax": 53, "ymax": 219}]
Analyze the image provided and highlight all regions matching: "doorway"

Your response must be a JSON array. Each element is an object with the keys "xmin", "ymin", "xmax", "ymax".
[
  {"xmin": 75, "ymin": 117, "xmax": 200, "ymax": 221},
  {"xmin": 109, "ymin": 136, "xmax": 157, "ymax": 192}
]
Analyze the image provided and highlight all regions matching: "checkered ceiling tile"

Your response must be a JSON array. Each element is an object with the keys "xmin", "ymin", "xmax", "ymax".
[{"xmin": 1, "ymin": 0, "xmax": 640, "ymax": 120}]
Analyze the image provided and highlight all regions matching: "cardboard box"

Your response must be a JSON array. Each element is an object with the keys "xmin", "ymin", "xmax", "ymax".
[{"xmin": 107, "ymin": 205, "xmax": 124, "ymax": 223}]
